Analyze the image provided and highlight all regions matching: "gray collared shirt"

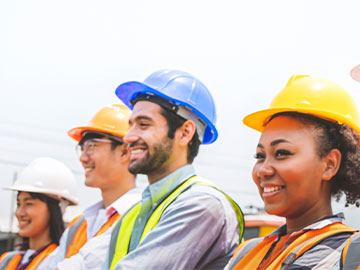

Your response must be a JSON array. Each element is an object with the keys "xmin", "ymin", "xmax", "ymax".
[{"xmin": 113, "ymin": 165, "xmax": 240, "ymax": 270}]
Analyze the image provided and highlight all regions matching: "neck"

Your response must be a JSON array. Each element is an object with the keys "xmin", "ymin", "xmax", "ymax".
[
  {"xmin": 29, "ymin": 228, "xmax": 52, "ymax": 250},
  {"xmin": 101, "ymin": 173, "xmax": 136, "ymax": 207},
  {"xmin": 286, "ymin": 201, "xmax": 332, "ymax": 234},
  {"xmin": 148, "ymin": 149, "xmax": 188, "ymax": 184},
  {"xmin": 148, "ymin": 162, "xmax": 188, "ymax": 185}
]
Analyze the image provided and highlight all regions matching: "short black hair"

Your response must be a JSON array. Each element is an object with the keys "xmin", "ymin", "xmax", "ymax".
[{"xmin": 159, "ymin": 106, "xmax": 201, "ymax": 164}]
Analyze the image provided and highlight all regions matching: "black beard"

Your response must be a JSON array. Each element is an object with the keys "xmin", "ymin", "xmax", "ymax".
[{"xmin": 128, "ymin": 138, "xmax": 173, "ymax": 175}]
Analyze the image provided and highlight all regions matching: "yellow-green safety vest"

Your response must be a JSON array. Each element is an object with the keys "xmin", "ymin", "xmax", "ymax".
[{"xmin": 107, "ymin": 176, "xmax": 244, "ymax": 270}]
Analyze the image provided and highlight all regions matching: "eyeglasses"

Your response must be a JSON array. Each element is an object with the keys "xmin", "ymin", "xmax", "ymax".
[{"xmin": 76, "ymin": 138, "xmax": 114, "ymax": 157}]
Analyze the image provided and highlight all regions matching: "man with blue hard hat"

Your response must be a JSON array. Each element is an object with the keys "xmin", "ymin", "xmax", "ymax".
[{"xmin": 104, "ymin": 69, "xmax": 244, "ymax": 269}]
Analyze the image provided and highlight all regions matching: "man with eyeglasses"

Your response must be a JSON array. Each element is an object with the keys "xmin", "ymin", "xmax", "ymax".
[{"xmin": 41, "ymin": 104, "xmax": 141, "ymax": 270}]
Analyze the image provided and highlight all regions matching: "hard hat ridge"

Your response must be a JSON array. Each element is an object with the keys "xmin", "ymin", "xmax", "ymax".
[
  {"xmin": 115, "ymin": 69, "xmax": 218, "ymax": 144},
  {"xmin": 243, "ymin": 75, "xmax": 360, "ymax": 136},
  {"xmin": 68, "ymin": 104, "xmax": 131, "ymax": 142},
  {"xmin": 3, "ymin": 157, "xmax": 78, "ymax": 205}
]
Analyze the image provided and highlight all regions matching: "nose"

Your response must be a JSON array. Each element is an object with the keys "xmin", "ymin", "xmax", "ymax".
[
  {"xmin": 79, "ymin": 150, "xmax": 90, "ymax": 164},
  {"xmin": 124, "ymin": 127, "xmax": 139, "ymax": 145},
  {"xmin": 15, "ymin": 205, "xmax": 25, "ymax": 218},
  {"xmin": 254, "ymin": 159, "xmax": 275, "ymax": 179}
]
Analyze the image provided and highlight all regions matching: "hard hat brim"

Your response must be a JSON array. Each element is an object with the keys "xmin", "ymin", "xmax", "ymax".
[
  {"xmin": 115, "ymin": 81, "xmax": 218, "ymax": 144},
  {"xmin": 3, "ymin": 184, "xmax": 79, "ymax": 205},
  {"xmin": 68, "ymin": 126, "xmax": 126, "ymax": 142},
  {"xmin": 243, "ymin": 107, "xmax": 360, "ymax": 135}
]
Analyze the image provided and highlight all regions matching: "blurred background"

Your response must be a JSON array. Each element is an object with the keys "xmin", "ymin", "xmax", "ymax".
[{"xmin": 1, "ymin": 0, "xmax": 360, "ymax": 246}]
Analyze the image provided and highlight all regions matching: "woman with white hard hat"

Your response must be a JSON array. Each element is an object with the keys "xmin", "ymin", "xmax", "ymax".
[
  {"xmin": 0, "ymin": 157, "xmax": 78, "ymax": 270},
  {"xmin": 226, "ymin": 75, "xmax": 360, "ymax": 270}
]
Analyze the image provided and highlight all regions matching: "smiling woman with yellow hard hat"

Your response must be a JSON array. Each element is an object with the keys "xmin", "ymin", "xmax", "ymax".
[{"xmin": 226, "ymin": 75, "xmax": 360, "ymax": 270}]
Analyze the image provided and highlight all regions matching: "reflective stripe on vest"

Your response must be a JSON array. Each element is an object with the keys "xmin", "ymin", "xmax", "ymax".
[
  {"xmin": 227, "ymin": 223, "xmax": 356, "ymax": 270},
  {"xmin": 0, "ymin": 252, "xmax": 22, "ymax": 270},
  {"xmin": 108, "ymin": 176, "xmax": 244, "ymax": 270},
  {"xmin": 65, "ymin": 212, "xmax": 121, "ymax": 258},
  {"xmin": 340, "ymin": 232, "xmax": 360, "ymax": 270},
  {"xmin": 0, "ymin": 244, "xmax": 57, "ymax": 270}
]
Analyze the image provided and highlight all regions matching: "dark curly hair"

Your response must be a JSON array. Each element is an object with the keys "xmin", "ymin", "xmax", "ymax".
[{"xmin": 270, "ymin": 112, "xmax": 360, "ymax": 207}]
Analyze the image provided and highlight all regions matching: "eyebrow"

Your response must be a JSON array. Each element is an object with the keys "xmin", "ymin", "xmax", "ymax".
[
  {"xmin": 257, "ymin": 139, "xmax": 292, "ymax": 148},
  {"xmin": 17, "ymin": 198, "xmax": 35, "ymax": 203},
  {"xmin": 129, "ymin": 115, "xmax": 153, "ymax": 124}
]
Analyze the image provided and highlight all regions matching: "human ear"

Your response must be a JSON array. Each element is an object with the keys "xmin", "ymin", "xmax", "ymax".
[
  {"xmin": 322, "ymin": 149, "xmax": 342, "ymax": 181},
  {"xmin": 177, "ymin": 120, "xmax": 196, "ymax": 146}
]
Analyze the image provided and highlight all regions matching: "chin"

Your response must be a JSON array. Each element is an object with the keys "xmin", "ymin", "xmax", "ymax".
[{"xmin": 264, "ymin": 205, "xmax": 286, "ymax": 217}]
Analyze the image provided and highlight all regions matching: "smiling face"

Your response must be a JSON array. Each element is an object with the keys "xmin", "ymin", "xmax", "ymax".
[
  {"xmin": 252, "ymin": 115, "xmax": 331, "ymax": 219},
  {"xmin": 79, "ymin": 136, "xmax": 125, "ymax": 189},
  {"xmin": 124, "ymin": 101, "xmax": 177, "ymax": 183},
  {"xmin": 15, "ymin": 192, "xmax": 51, "ymax": 238}
]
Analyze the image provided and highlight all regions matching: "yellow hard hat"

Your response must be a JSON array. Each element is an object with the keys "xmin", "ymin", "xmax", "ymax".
[
  {"xmin": 68, "ymin": 104, "xmax": 131, "ymax": 142},
  {"xmin": 243, "ymin": 75, "xmax": 360, "ymax": 134}
]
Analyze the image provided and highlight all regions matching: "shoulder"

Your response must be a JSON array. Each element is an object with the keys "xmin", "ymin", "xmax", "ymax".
[
  {"xmin": 291, "ymin": 231, "xmax": 353, "ymax": 269},
  {"xmin": 161, "ymin": 180, "xmax": 239, "ymax": 230},
  {"xmin": 0, "ymin": 251, "xmax": 21, "ymax": 266}
]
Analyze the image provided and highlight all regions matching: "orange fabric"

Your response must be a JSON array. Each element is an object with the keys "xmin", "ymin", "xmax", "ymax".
[
  {"xmin": 3, "ymin": 253, "xmax": 22, "ymax": 270},
  {"xmin": 258, "ymin": 235, "xmax": 290, "ymax": 270},
  {"xmin": 66, "ymin": 220, "xmax": 88, "ymax": 258},
  {"xmin": 95, "ymin": 212, "xmax": 120, "ymax": 236},
  {"xmin": 232, "ymin": 222, "xmax": 355, "ymax": 270},
  {"xmin": 67, "ymin": 214, "xmax": 83, "ymax": 228},
  {"xmin": 26, "ymin": 244, "xmax": 57, "ymax": 270},
  {"xmin": 66, "ymin": 212, "xmax": 120, "ymax": 258},
  {"xmin": 2, "ymin": 244, "xmax": 57, "ymax": 270}
]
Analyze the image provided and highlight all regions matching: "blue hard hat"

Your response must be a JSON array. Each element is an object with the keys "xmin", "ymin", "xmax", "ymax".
[{"xmin": 115, "ymin": 69, "xmax": 218, "ymax": 144}]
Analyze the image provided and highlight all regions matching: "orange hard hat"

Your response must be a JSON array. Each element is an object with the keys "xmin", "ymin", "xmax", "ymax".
[{"xmin": 68, "ymin": 104, "xmax": 131, "ymax": 142}]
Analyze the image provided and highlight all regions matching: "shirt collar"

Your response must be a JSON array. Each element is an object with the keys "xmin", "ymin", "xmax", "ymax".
[
  {"xmin": 142, "ymin": 164, "xmax": 196, "ymax": 208},
  {"xmin": 82, "ymin": 187, "xmax": 143, "ymax": 219},
  {"xmin": 109, "ymin": 187, "xmax": 143, "ymax": 215},
  {"xmin": 266, "ymin": 212, "xmax": 345, "ymax": 239}
]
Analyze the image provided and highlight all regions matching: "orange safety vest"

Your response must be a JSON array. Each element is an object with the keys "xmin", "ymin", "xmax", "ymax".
[
  {"xmin": 0, "ymin": 243, "xmax": 57, "ymax": 270},
  {"xmin": 227, "ymin": 222, "xmax": 356, "ymax": 270},
  {"xmin": 65, "ymin": 211, "xmax": 121, "ymax": 258}
]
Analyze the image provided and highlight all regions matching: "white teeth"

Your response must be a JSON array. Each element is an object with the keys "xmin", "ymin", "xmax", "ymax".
[
  {"xmin": 132, "ymin": 149, "xmax": 145, "ymax": 154},
  {"xmin": 84, "ymin": 168, "xmax": 93, "ymax": 172},
  {"xmin": 263, "ymin": 186, "xmax": 283, "ymax": 193}
]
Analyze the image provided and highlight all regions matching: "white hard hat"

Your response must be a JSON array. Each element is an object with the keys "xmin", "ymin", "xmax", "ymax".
[{"xmin": 3, "ymin": 157, "xmax": 78, "ymax": 205}]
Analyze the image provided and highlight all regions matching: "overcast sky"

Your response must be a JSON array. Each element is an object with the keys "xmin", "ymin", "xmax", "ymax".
[{"xmin": 1, "ymin": 0, "xmax": 360, "ymax": 230}]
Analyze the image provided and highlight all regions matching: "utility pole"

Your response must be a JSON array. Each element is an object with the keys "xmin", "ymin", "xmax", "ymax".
[{"xmin": 6, "ymin": 171, "xmax": 17, "ymax": 251}]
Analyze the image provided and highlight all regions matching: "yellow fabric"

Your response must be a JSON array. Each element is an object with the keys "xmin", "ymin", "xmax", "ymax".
[
  {"xmin": 110, "ymin": 203, "xmax": 141, "ymax": 270},
  {"xmin": 109, "ymin": 176, "xmax": 244, "ymax": 269}
]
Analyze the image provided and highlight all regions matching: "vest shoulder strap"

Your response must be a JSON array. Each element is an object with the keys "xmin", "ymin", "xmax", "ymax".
[
  {"xmin": 229, "ymin": 223, "xmax": 356, "ymax": 270},
  {"xmin": 0, "ymin": 251, "xmax": 22, "ymax": 269},
  {"xmin": 108, "ymin": 202, "xmax": 142, "ymax": 270},
  {"xmin": 27, "ymin": 243, "xmax": 58, "ymax": 269},
  {"xmin": 280, "ymin": 225, "xmax": 355, "ymax": 270},
  {"xmin": 141, "ymin": 176, "xmax": 244, "ymax": 242},
  {"xmin": 65, "ymin": 215, "xmax": 86, "ymax": 258},
  {"xmin": 341, "ymin": 232, "xmax": 360, "ymax": 270},
  {"xmin": 225, "ymin": 237, "xmax": 264, "ymax": 269}
]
